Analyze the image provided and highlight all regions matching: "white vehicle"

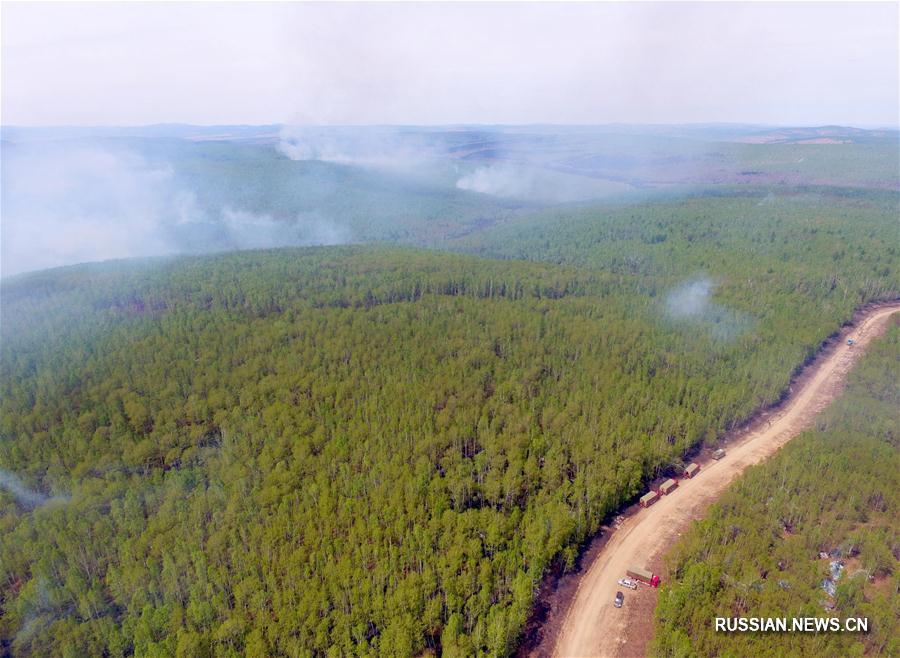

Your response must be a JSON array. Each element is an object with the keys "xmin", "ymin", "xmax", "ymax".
[{"xmin": 617, "ymin": 578, "xmax": 638, "ymax": 590}]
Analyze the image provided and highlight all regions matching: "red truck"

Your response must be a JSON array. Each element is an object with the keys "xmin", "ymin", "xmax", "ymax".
[{"xmin": 626, "ymin": 566, "xmax": 661, "ymax": 588}]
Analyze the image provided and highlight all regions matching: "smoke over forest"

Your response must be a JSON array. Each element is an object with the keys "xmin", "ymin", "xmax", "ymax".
[
  {"xmin": 3, "ymin": 123, "xmax": 898, "ymax": 279},
  {"xmin": 0, "ymin": 468, "xmax": 65, "ymax": 509},
  {"xmin": 1, "ymin": 136, "xmax": 358, "ymax": 277}
]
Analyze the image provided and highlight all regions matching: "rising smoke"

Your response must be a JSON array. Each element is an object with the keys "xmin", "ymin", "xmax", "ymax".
[
  {"xmin": 456, "ymin": 164, "xmax": 540, "ymax": 199},
  {"xmin": 219, "ymin": 207, "xmax": 350, "ymax": 248},
  {"xmin": 277, "ymin": 125, "xmax": 442, "ymax": 170},
  {"xmin": 2, "ymin": 126, "xmax": 717, "ymax": 277},
  {"xmin": 455, "ymin": 163, "xmax": 633, "ymax": 203},
  {"xmin": 665, "ymin": 277, "xmax": 716, "ymax": 318},
  {"xmin": 6, "ymin": 128, "xmax": 503, "ymax": 278},
  {"xmin": 1, "ymin": 139, "xmax": 354, "ymax": 277},
  {"xmin": 1, "ymin": 144, "xmax": 176, "ymax": 276},
  {"xmin": 0, "ymin": 468, "xmax": 66, "ymax": 508},
  {"xmin": 664, "ymin": 276, "xmax": 752, "ymax": 341},
  {"xmin": 279, "ymin": 125, "xmax": 638, "ymax": 203}
]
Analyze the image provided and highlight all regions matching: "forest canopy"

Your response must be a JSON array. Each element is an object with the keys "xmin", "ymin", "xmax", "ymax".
[{"xmin": 1, "ymin": 184, "xmax": 898, "ymax": 656}]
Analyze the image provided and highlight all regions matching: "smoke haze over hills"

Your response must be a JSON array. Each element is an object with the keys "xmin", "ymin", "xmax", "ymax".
[{"xmin": 2, "ymin": 123, "xmax": 898, "ymax": 276}]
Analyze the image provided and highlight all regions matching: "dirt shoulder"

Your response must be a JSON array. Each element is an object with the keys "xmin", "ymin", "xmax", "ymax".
[{"xmin": 521, "ymin": 302, "xmax": 899, "ymax": 658}]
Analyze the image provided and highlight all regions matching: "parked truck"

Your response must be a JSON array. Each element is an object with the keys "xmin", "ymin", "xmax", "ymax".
[
  {"xmin": 683, "ymin": 462, "xmax": 700, "ymax": 478},
  {"xmin": 626, "ymin": 566, "xmax": 661, "ymax": 587},
  {"xmin": 639, "ymin": 491, "xmax": 659, "ymax": 508},
  {"xmin": 659, "ymin": 478, "xmax": 678, "ymax": 495}
]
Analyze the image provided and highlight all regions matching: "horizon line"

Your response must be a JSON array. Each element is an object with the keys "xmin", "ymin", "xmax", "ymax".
[{"xmin": 3, "ymin": 121, "xmax": 899, "ymax": 132}]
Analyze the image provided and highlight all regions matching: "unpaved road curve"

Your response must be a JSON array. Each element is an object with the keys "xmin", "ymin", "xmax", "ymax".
[{"xmin": 553, "ymin": 304, "xmax": 900, "ymax": 658}]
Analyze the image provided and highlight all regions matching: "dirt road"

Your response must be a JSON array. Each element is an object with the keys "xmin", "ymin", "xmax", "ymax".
[{"xmin": 552, "ymin": 303, "xmax": 900, "ymax": 658}]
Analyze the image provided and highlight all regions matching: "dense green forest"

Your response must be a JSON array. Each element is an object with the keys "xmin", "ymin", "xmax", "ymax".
[
  {"xmin": 652, "ymin": 322, "xmax": 900, "ymax": 658},
  {"xmin": 453, "ymin": 187, "xmax": 897, "ymax": 287},
  {"xmin": 1, "ymin": 182, "xmax": 898, "ymax": 656}
]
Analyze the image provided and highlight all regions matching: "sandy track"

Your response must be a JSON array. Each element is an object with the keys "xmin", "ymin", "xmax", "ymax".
[{"xmin": 552, "ymin": 304, "xmax": 900, "ymax": 658}]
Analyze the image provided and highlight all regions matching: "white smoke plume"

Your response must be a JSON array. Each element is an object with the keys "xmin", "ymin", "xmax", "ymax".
[
  {"xmin": 219, "ymin": 207, "xmax": 350, "ymax": 248},
  {"xmin": 664, "ymin": 276, "xmax": 753, "ymax": 340},
  {"xmin": 456, "ymin": 163, "xmax": 633, "ymax": 203},
  {"xmin": 665, "ymin": 278, "xmax": 715, "ymax": 318},
  {"xmin": 0, "ymin": 468, "xmax": 66, "ymax": 508},
  {"xmin": 1, "ymin": 140, "xmax": 353, "ymax": 277},
  {"xmin": 277, "ymin": 125, "xmax": 441, "ymax": 170},
  {"xmin": 456, "ymin": 165, "xmax": 535, "ymax": 198},
  {"xmin": 1, "ymin": 145, "xmax": 177, "ymax": 276}
]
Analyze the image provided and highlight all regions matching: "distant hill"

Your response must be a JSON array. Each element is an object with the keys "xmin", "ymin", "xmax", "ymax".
[
  {"xmin": 2, "ymin": 123, "xmax": 898, "ymax": 276},
  {"xmin": 732, "ymin": 125, "xmax": 900, "ymax": 145}
]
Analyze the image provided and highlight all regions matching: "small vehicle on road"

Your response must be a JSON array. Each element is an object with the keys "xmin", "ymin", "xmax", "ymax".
[
  {"xmin": 614, "ymin": 591, "xmax": 624, "ymax": 608},
  {"xmin": 617, "ymin": 578, "xmax": 638, "ymax": 590}
]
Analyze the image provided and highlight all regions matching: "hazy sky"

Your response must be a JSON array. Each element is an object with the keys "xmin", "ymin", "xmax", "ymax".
[{"xmin": 2, "ymin": 1, "xmax": 898, "ymax": 126}]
